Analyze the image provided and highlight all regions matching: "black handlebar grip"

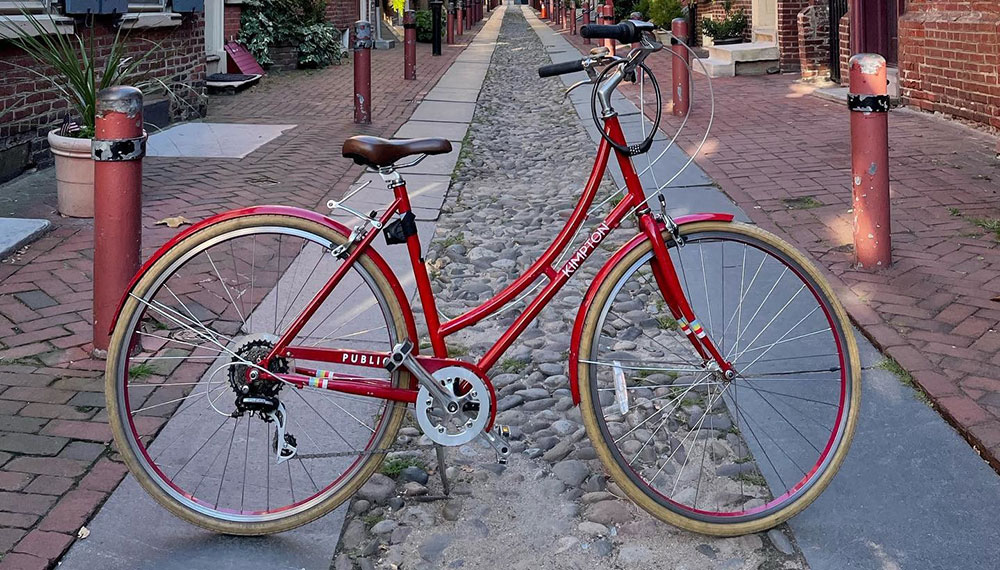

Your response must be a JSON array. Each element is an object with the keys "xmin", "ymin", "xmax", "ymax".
[
  {"xmin": 538, "ymin": 59, "xmax": 585, "ymax": 78},
  {"xmin": 580, "ymin": 22, "xmax": 641, "ymax": 44}
]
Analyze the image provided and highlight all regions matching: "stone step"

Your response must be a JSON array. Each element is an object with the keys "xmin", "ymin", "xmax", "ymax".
[
  {"xmin": 705, "ymin": 41, "xmax": 780, "ymax": 63},
  {"xmin": 692, "ymin": 57, "xmax": 735, "ymax": 78}
]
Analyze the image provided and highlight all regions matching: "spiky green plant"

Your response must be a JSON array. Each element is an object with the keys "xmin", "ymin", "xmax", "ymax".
[{"xmin": 1, "ymin": 12, "xmax": 193, "ymax": 138}]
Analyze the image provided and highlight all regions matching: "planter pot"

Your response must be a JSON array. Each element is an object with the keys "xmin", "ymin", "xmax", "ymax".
[
  {"xmin": 711, "ymin": 36, "xmax": 743, "ymax": 45},
  {"xmin": 47, "ymin": 130, "xmax": 93, "ymax": 218}
]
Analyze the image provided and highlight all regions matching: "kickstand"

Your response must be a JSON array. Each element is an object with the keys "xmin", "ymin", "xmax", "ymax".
[{"xmin": 435, "ymin": 444, "xmax": 451, "ymax": 496}]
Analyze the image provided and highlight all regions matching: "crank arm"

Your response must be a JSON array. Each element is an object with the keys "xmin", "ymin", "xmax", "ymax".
[
  {"xmin": 386, "ymin": 341, "xmax": 460, "ymax": 413},
  {"xmin": 479, "ymin": 424, "xmax": 511, "ymax": 464}
]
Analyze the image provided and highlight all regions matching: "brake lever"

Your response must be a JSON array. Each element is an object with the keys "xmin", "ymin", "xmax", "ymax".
[
  {"xmin": 562, "ymin": 56, "xmax": 620, "ymax": 101},
  {"xmin": 563, "ymin": 66, "xmax": 599, "ymax": 101}
]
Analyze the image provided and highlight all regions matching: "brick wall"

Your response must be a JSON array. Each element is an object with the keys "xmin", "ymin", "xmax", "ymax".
[
  {"xmin": 795, "ymin": 0, "xmax": 828, "ymax": 79},
  {"xmin": 224, "ymin": 2, "xmax": 243, "ymax": 41},
  {"xmin": 0, "ymin": 16, "xmax": 207, "ymax": 172},
  {"xmin": 838, "ymin": 6, "xmax": 849, "ymax": 83},
  {"xmin": 326, "ymin": 0, "xmax": 361, "ymax": 31},
  {"xmin": 777, "ymin": 0, "xmax": 807, "ymax": 69},
  {"xmin": 898, "ymin": 1, "xmax": 1000, "ymax": 129}
]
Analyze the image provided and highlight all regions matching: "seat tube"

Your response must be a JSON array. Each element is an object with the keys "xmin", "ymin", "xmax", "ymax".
[{"xmin": 392, "ymin": 181, "xmax": 447, "ymax": 357}]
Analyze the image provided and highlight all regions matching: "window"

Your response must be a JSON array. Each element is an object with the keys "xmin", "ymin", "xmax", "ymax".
[{"xmin": 0, "ymin": 0, "xmax": 74, "ymax": 39}]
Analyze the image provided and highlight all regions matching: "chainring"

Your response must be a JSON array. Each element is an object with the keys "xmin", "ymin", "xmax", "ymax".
[{"xmin": 416, "ymin": 366, "xmax": 491, "ymax": 447}]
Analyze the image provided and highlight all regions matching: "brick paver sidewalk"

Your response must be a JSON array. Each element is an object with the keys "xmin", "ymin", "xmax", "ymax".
[
  {"xmin": 551, "ymin": 21, "xmax": 1000, "ymax": 469},
  {"xmin": 0, "ymin": 26, "xmax": 483, "ymax": 570}
]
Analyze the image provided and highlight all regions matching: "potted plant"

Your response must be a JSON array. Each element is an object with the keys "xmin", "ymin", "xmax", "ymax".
[
  {"xmin": 2, "ymin": 13, "xmax": 170, "ymax": 217},
  {"xmin": 635, "ymin": 0, "xmax": 684, "ymax": 43},
  {"xmin": 701, "ymin": 0, "xmax": 747, "ymax": 45}
]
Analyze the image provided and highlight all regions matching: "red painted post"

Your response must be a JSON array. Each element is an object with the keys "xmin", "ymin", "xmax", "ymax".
[
  {"xmin": 403, "ymin": 10, "xmax": 416, "ymax": 80},
  {"xmin": 849, "ymin": 53, "xmax": 892, "ymax": 269},
  {"xmin": 353, "ymin": 21, "xmax": 372, "ymax": 124},
  {"xmin": 541, "ymin": 0, "xmax": 547, "ymax": 19},
  {"xmin": 92, "ymin": 86, "xmax": 143, "ymax": 354},
  {"xmin": 671, "ymin": 17, "xmax": 690, "ymax": 117},
  {"xmin": 603, "ymin": 4, "xmax": 615, "ymax": 52},
  {"xmin": 571, "ymin": 1, "xmax": 576, "ymax": 34},
  {"xmin": 447, "ymin": 0, "xmax": 455, "ymax": 44},
  {"xmin": 466, "ymin": 0, "xmax": 472, "ymax": 28},
  {"xmin": 582, "ymin": 1, "xmax": 590, "ymax": 43},
  {"xmin": 457, "ymin": 0, "xmax": 463, "ymax": 35}
]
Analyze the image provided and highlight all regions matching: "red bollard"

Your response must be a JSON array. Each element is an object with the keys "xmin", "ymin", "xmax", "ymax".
[
  {"xmin": 582, "ymin": 1, "xmax": 590, "ymax": 43},
  {"xmin": 92, "ymin": 86, "xmax": 144, "ymax": 354},
  {"xmin": 447, "ymin": 1, "xmax": 455, "ymax": 44},
  {"xmin": 541, "ymin": 0, "xmax": 547, "ymax": 19},
  {"xmin": 671, "ymin": 17, "xmax": 690, "ymax": 117},
  {"xmin": 571, "ymin": 1, "xmax": 576, "ymax": 34},
  {"xmin": 403, "ymin": 10, "xmax": 416, "ymax": 80},
  {"xmin": 603, "ymin": 5, "xmax": 615, "ymax": 52},
  {"xmin": 849, "ymin": 54, "xmax": 892, "ymax": 269},
  {"xmin": 457, "ymin": 1, "xmax": 464, "ymax": 35},
  {"xmin": 353, "ymin": 20, "xmax": 372, "ymax": 124}
]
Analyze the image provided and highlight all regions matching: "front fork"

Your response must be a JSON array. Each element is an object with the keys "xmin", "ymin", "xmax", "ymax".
[{"xmin": 638, "ymin": 212, "xmax": 735, "ymax": 376}]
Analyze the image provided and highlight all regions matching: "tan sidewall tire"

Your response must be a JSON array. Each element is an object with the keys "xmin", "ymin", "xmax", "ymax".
[
  {"xmin": 105, "ymin": 214, "xmax": 410, "ymax": 535},
  {"xmin": 577, "ymin": 222, "xmax": 861, "ymax": 536}
]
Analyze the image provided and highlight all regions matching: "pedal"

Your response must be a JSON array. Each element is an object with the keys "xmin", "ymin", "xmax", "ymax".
[
  {"xmin": 385, "ymin": 339, "xmax": 414, "ymax": 373},
  {"xmin": 481, "ymin": 424, "xmax": 511, "ymax": 464}
]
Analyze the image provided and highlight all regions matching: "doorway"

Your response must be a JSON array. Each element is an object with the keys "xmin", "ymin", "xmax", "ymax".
[
  {"xmin": 855, "ymin": 0, "xmax": 903, "ymax": 65},
  {"xmin": 204, "ymin": 0, "xmax": 225, "ymax": 74},
  {"xmin": 751, "ymin": 0, "xmax": 777, "ymax": 43}
]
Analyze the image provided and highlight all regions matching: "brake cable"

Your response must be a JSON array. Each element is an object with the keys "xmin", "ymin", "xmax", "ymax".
[{"xmin": 590, "ymin": 58, "xmax": 662, "ymax": 157}]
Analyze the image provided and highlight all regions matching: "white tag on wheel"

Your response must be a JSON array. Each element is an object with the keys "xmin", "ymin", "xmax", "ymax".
[{"xmin": 612, "ymin": 360, "xmax": 629, "ymax": 415}]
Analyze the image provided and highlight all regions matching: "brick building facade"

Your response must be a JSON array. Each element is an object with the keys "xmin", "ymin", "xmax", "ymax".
[
  {"xmin": 0, "ymin": 10, "xmax": 207, "ymax": 180},
  {"xmin": 834, "ymin": 1, "xmax": 999, "ymax": 129},
  {"xmin": 699, "ymin": 0, "xmax": 998, "ymax": 129}
]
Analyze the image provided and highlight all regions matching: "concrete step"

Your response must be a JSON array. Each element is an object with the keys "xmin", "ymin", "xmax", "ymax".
[
  {"xmin": 692, "ymin": 57, "xmax": 735, "ymax": 78},
  {"xmin": 706, "ymin": 41, "xmax": 780, "ymax": 63}
]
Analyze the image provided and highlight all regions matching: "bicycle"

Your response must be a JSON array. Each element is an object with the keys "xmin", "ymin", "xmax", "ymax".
[{"xmin": 105, "ymin": 20, "xmax": 860, "ymax": 537}]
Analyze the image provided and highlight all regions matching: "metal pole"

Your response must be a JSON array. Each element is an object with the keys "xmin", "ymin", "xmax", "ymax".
[
  {"xmin": 671, "ymin": 17, "xmax": 690, "ymax": 117},
  {"xmin": 353, "ymin": 20, "xmax": 372, "ymax": 123},
  {"xmin": 582, "ymin": 1, "xmax": 590, "ymax": 43},
  {"xmin": 92, "ymin": 86, "xmax": 144, "ymax": 354},
  {"xmin": 447, "ymin": 0, "xmax": 455, "ymax": 44},
  {"xmin": 849, "ymin": 53, "xmax": 891, "ymax": 269},
  {"xmin": 457, "ymin": 0, "xmax": 464, "ymax": 35},
  {"xmin": 430, "ymin": 0, "xmax": 443, "ymax": 55},
  {"xmin": 404, "ymin": 10, "xmax": 416, "ymax": 78},
  {"xmin": 571, "ymin": 0, "xmax": 576, "ymax": 34}
]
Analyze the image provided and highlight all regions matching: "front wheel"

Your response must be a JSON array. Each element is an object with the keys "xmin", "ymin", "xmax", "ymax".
[
  {"xmin": 576, "ymin": 221, "xmax": 860, "ymax": 536},
  {"xmin": 106, "ymin": 214, "xmax": 411, "ymax": 535}
]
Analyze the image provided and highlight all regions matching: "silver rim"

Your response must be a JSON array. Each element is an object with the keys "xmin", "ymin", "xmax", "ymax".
[
  {"xmin": 586, "ymin": 230, "xmax": 851, "ymax": 523},
  {"xmin": 112, "ymin": 223, "xmax": 401, "ymax": 524}
]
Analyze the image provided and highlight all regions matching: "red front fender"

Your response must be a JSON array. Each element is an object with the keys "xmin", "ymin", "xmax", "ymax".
[
  {"xmin": 109, "ymin": 205, "xmax": 419, "ymax": 346},
  {"xmin": 567, "ymin": 213, "xmax": 734, "ymax": 405}
]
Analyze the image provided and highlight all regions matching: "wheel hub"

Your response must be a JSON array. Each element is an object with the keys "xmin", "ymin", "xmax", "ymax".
[{"xmin": 228, "ymin": 335, "xmax": 289, "ymax": 418}]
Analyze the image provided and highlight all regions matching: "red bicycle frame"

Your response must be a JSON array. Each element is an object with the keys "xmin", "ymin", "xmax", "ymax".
[{"xmin": 263, "ymin": 114, "xmax": 733, "ymax": 405}]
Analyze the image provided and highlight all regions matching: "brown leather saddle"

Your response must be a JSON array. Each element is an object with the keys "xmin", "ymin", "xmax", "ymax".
[{"xmin": 342, "ymin": 135, "xmax": 452, "ymax": 168}]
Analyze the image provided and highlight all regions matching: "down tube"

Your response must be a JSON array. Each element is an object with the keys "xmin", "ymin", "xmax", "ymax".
[{"xmin": 478, "ymin": 196, "xmax": 637, "ymax": 372}]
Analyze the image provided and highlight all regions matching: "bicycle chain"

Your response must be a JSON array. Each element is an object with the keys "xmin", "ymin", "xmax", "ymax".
[{"xmin": 295, "ymin": 441, "xmax": 438, "ymax": 461}]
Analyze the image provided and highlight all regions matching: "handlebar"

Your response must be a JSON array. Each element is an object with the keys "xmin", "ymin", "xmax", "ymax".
[
  {"xmin": 580, "ymin": 21, "xmax": 644, "ymax": 44},
  {"xmin": 538, "ymin": 59, "xmax": 585, "ymax": 78}
]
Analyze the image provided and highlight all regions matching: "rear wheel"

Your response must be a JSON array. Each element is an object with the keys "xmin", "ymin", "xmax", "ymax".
[
  {"xmin": 106, "ymin": 214, "xmax": 410, "ymax": 535},
  {"xmin": 577, "ymin": 222, "xmax": 860, "ymax": 536}
]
